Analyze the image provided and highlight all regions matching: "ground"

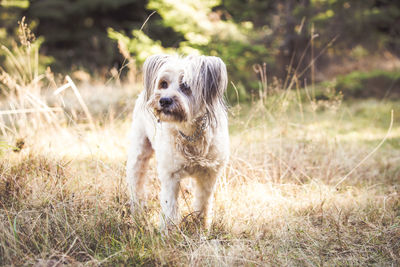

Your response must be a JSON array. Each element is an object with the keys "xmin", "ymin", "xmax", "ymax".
[{"xmin": 0, "ymin": 87, "xmax": 399, "ymax": 266}]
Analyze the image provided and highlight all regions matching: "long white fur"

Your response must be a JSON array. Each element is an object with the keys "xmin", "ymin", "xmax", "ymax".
[{"xmin": 126, "ymin": 54, "xmax": 229, "ymax": 231}]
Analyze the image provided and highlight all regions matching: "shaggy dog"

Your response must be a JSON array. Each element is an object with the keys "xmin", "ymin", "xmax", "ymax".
[{"xmin": 126, "ymin": 54, "xmax": 229, "ymax": 230}]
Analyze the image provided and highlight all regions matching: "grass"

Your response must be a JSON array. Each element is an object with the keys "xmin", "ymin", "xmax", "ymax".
[
  {"xmin": 0, "ymin": 20, "xmax": 399, "ymax": 266},
  {"xmin": 0, "ymin": 88, "xmax": 399, "ymax": 265},
  {"xmin": 333, "ymin": 69, "xmax": 400, "ymax": 99}
]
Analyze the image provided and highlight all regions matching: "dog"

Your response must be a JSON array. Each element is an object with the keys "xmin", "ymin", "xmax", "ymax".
[{"xmin": 126, "ymin": 54, "xmax": 229, "ymax": 230}]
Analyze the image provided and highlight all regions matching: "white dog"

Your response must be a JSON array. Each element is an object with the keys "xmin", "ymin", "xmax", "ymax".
[{"xmin": 126, "ymin": 54, "xmax": 229, "ymax": 230}]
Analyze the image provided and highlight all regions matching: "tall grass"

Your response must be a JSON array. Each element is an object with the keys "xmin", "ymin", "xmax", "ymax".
[
  {"xmin": 0, "ymin": 20, "xmax": 399, "ymax": 266},
  {"xmin": 0, "ymin": 98, "xmax": 398, "ymax": 265},
  {"xmin": 0, "ymin": 17, "xmax": 103, "ymax": 149},
  {"xmin": 0, "ymin": 17, "xmax": 63, "ymax": 138}
]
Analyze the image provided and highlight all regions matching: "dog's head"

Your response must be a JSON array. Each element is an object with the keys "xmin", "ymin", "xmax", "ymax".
[{"xmin": 143, "ymin": 54, "xmax": 227, "ymax": 124}]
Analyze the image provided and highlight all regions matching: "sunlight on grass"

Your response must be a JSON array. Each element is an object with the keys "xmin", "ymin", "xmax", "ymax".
[
  {"xmin": 1, "ymin": 10, "xmax": 399, "ymax": 266},
  {"xmin": 1, "ymin": 89, "xmax": 399, "ymax": 265}
]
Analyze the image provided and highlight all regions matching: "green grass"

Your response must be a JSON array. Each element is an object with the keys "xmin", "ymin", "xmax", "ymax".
[{"xmin": 327, "ymin": 69, "xmax": 400, "ymax": 99}]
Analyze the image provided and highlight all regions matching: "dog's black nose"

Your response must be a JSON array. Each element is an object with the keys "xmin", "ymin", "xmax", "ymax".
[{"xmin": 159, "ymin": 97, "xmax": 173, "ymax": 108}]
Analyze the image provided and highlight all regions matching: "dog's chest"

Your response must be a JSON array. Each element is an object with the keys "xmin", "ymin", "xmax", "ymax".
[
  {"xmin": 174, "ymin": 135, "xmax": 221, "ymax": 174},
  {"xmin": 152, "ymin": 125, "xmax": 227, "ymax": 177}
]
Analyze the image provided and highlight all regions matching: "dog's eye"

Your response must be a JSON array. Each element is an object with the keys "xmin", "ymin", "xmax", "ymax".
[
  {"xmin": 179, "ymin": 82, "xmax": 191, "ymax": 95},
  {"xmin": 160, "ymin": 81, "xmax": 168, "ymax": 89}
]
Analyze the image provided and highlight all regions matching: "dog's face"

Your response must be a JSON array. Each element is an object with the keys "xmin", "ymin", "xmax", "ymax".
[{"xmin": 143, "ymin": 55, "xmax": 227, "ymax": 124}]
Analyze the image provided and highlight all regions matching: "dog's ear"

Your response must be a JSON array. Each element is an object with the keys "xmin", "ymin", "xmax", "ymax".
[
  {"xmin": 199, "ymin": 56, "xmax": 228, "ymax": 106},
  {"xmin": 186, "ymin": 55, "xmax": 227, "ymax": 124},
  {"xmin": 143, "ymin": 54, "xmax": 170, "ymax": 101},
  {"xmin": 199, "ymin": 56, "xmax": 228, "ymax": 115}
]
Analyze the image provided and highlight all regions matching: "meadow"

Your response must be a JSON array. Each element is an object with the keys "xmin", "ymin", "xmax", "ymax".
[
  {"xmin": 1, "ymin": 1, "xmax": 399, "ymax": 265},
  {"xmin": 0, "ymin": 76, "xmax": 399, "ymax": 265}
]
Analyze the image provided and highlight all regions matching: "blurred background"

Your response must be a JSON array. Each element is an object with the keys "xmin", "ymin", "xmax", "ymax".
[{"xmin": 1, "ymin": 0, "xmax": 399, "ymax": 102}]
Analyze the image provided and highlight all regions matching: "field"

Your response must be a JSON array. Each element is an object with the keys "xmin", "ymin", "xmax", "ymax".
[{"xmin": 0, "ymin": 81, "xmax": 399, "ymax": 265}]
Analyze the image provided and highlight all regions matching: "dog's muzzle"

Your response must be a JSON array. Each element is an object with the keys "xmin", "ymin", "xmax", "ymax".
[{"xmin": 150, "ymin": 95, "xmax": 187, "ymax": 122}]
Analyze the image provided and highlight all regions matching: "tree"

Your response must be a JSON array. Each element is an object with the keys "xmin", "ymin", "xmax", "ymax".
[{"xmin": 24, "ymin": 0, "xmax": 179, "ymax": 74}]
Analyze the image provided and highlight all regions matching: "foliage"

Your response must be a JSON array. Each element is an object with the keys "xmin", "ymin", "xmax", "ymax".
[
  {"xmin": 0, "ymin": 0, "xmax": 29, "ymax": 62},
  {"xmin": 108, "ymin": 28, "xmax": 173, "ymax": 64},
  {"xmin": 333, "ymin": 69, "xmax": 400, "ymax": 99},
  {"xmin": 223, "ymin": 0, "xmax": 400, "ymax": 62},
  {"xmin": 24, "ymin": 0, "xmax": 147, "ymax": 73},
  {"xmin": 109, "ymin": 0, "xmax": 272, "ymax": 101},
  {"xmin": 0, "ymin": 17, "xmax": 53, "ymax": 95},
  {"xmin": 309, "ymin": 0, "xmax": 400, "ymax": 54},
  {"xmin": 2, "ymin": 0, "xmax": 400, "ymax": 99}
]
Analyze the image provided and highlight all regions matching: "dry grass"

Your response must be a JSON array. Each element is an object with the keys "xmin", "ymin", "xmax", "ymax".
[
  {"xmin": 0, "ymin": 19, "xmax": 399, "ymax": 266},
  {"xmin": 0, "ymin": 88, "xmax": 399, "ymax": 265}
]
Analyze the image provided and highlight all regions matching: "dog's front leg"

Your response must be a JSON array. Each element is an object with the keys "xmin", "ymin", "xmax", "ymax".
[
  {"xmin": 194, "ymin": 170, "xmax": 220, "ymax": 230},
  {"xmin": 158, "ymin": 171, "xmax": 181, "ymax": 231},
  {"xmin": 126, "ymin": 118, "xmax": 153, "ymax": 214}
]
